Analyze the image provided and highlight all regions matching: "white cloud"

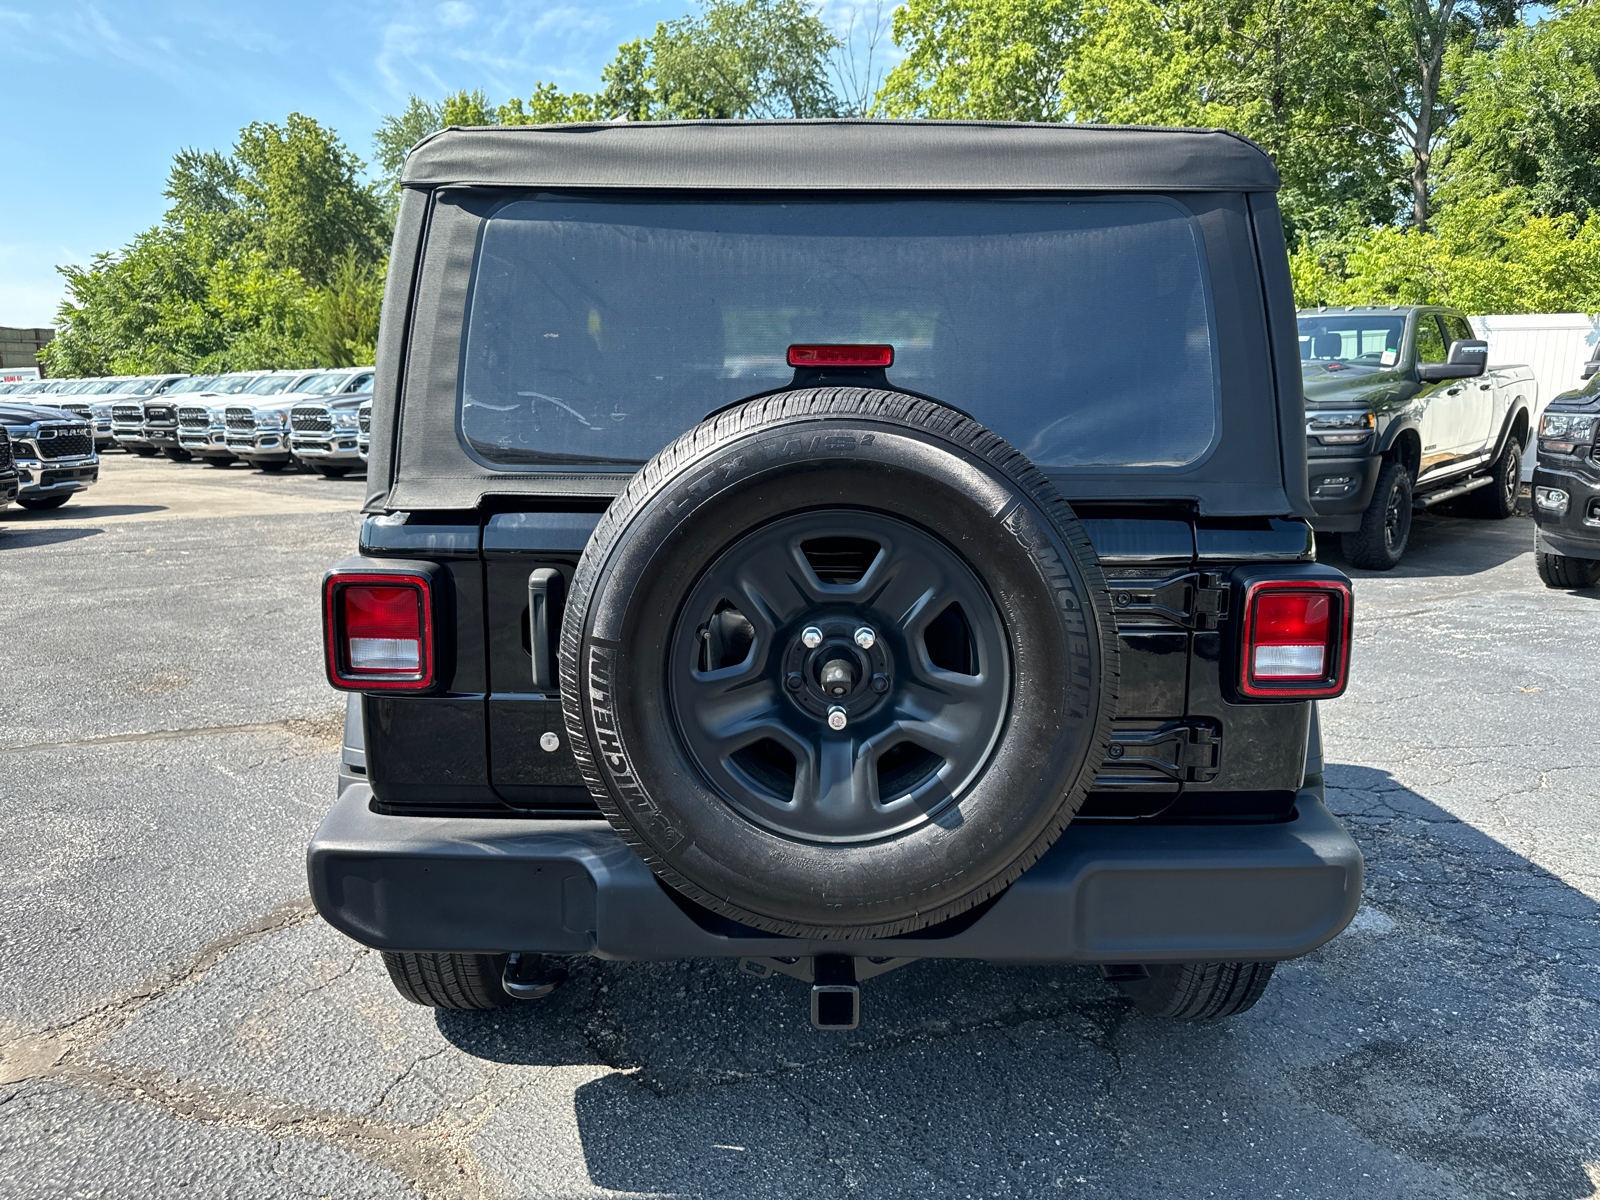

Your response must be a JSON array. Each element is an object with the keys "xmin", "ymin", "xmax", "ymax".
[{"xmin": 437, "ymin": 1, "xmax": 476, "ymax": 27}]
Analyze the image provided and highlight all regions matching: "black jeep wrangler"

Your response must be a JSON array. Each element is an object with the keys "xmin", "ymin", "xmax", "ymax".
[{"xmin": 309, "ymin": 121, "xmax": 1362, "ymax": 1029}]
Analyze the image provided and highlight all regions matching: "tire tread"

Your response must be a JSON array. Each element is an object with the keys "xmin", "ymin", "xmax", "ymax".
[{"xmin": 381, "ymin": 951, "xmax": 510, "ymax": 1009}]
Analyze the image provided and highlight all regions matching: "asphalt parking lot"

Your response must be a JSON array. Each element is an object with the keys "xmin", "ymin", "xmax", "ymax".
[{"xmin": 1, "ymin": 455, "xmax": 1597, "ymax": 1199}]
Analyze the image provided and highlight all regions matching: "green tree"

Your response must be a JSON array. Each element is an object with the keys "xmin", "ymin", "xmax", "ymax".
[
  {"xmin": 233, "ymin": 113, "xmax": 388, "ymax": 286},
  {"xmin": 646, "ymin": 0, "xmax": 842, "ymax": 118},
  {"xmin": 875, "ymin": 0, "xmax": 1082, "ymax": 121},
  {"xmin": 373, "ymin": 95, "xmax": 445, "ymax": 207},
  {"xmin": 1441, "ymin": 3, "xmax": 1600, "ymax": 219},
  {"xmin": 876, "ymin": 0, "xmax": 1402, "ymax": 240},
  {"xmin": 1290, "ymin": 189, "xmax": 1600, "ymax": 312},
  {"xmin": 310, "ymin": 249, "xmax": 386, "ymax": 367}
]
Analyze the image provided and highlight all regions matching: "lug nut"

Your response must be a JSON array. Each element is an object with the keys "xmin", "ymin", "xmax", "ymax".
[
  {"xmin": 801, "ymin": 626, "xmax": 823, "ymax": 648},
  {"xmin": 853, "ymin": 626, "xmax": 876, "ymax": 649},
  {"xmin": 826, "ymin": 705, "xmax": 848, "ymax": 731},
  {"xmin": 539, "ymin": 732, "xmax": 561, "ymax": 752}
]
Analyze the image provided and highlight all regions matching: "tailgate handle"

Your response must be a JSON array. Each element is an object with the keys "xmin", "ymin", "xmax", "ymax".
[{"xmin": 528, "ymin": 568, "xmax": 564, "ymax": 691}]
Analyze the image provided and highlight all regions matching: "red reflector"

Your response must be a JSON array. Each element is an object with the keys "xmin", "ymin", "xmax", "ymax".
[
  {"xmin": 787, "ymin": 344, "xmax": 895, "ymax": 369},
  {"xmin": 323, "ymin": 573, "xmax": 434, "ymax": 691},
  {"xmin": 1239, "ymin": 580, "xmax": 1351, "ymax": 699}
]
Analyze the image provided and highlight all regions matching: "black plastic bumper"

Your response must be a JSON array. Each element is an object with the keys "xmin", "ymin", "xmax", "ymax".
[
  {"xmin": 1532, "ymin": 463, "xmax": 1600, "ymax": 559},
  {"xmin": 308, "ymin": 782, "xmax": 1363, "ymax": 964},
  {"xmin": 1308, "ymin": 453, "xmax": 1383, "ymax": 533}
]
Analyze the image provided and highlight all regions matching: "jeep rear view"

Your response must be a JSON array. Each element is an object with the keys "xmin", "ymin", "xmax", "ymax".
[{"xmin": 308, "ymin": 120, "xmax": 1362, "ymax": 1028}]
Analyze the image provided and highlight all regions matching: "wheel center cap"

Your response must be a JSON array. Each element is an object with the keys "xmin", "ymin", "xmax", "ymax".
[{"xmin": 783, "ymin": 617, "xmax": 892, "ymax": 724}]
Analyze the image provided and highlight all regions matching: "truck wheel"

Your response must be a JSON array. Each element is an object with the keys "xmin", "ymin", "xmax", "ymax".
[
  {"xmin": 561, "ymin": 388, "xmax": 1119, "ymax": 940},
  {"xmin": 163, "ymin": 447, "xmax": 193, "ymax": 463},
  {"xmin": 16, "ymin": 494, "xmax": 70, "ymax": 510},
  {"xmin": 134, "ymin": 446, "xmax": 158, "ymax": 457},
  {"xmin": 256, "ymin": 460, "xmax": 287, "ymax": 473},
  {"xmin": 1343, "ymin": 459, "xmax": 1413, "ymax": 570},
  {"xmin": 381, "ymin": 951, "xmax": 511, "ymax": 1009},
  {"xmin": 1536, "ymin": 550, "xmax": 1600, "ymax": 589},
  {"xmin": 1466, "ymin": 434, "xmax": 1521, "ymax": 519},
  {"xmin": 1113, "ymin": 961, "xmax": 1276, "ymax": 1021},
  {"xmin": 313, "ymin": 464, "xmax": 351, "ymax": 478}
]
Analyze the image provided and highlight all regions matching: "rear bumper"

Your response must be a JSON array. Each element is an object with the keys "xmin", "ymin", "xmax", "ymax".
[{"xmin": 308, "ymin": 781, "xmax": 1363, "ymax": 964}]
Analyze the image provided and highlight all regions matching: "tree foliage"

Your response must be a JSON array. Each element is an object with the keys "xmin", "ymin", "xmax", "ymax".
[{"xmin": 42, "ymin": 114, "xmax": 387, "ymax": 376}]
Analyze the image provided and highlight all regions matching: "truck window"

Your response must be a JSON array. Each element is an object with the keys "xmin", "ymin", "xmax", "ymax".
[
  {"xmin": 457, "ymin": 194, "xmax": 1220, "ymax": 473},
  {"xmin": 1297, "ymin": 314, "xmax": 1404, "ymax": 366},
  {"xmin": 1415, "ymin": 316, "xmax": 1447, "ymax": 364},
  {"xmin": 1442, "ymin": 314, "xmax": 1475, "ymax": 345}
]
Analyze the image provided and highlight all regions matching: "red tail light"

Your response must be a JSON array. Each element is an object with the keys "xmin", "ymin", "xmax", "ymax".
[
  {"xmin": 788, "ymin": 344, "xmax": 895, "ymax": 368},
  {"xmin": 1239, "ymin": 579, "xmax": 1351, "ymax": 699},
  {"xmin": 324, "ymin": 573, "xmax": 434, "ymax": 691}
]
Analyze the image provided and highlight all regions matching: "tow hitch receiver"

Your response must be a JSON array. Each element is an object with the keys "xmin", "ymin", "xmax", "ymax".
[
  {"xmin": 811, "ymin": 955, "xmax": 859, "ymax": 1030},
  {"xmin": 502, "ymin": 952, "xmax": 568, "ymax": 1000},
  {"xmin": 739, "ymin": 955, "xmax": 917, "ymax": 1030}
]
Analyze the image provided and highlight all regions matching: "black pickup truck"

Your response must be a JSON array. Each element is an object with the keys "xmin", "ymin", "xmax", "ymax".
[
  {"xmin": 1532, "ymin": 349, "xmax": 1600, "ymax": 587},
  {"xmin": 308, "ymin": 121, "xmax": 1363, "ymax": 1029}
]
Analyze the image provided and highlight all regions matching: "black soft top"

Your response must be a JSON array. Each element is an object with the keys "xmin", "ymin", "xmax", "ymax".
[
  {"xmin": 402, "ymin": 120, "xmax": 1281, "ymax": 194},
  {"xmin": 368, "ymin": 120, "xmax": 1310, "ymax": 518}
]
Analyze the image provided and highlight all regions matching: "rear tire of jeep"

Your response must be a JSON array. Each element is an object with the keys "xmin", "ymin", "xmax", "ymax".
[
  {"xmin": 1466, "ymin": 434, "xmax": 1521, "ymax": 519},
  {"xmin": 1536, "ymin": 550, "xmax": 1600, "ymax": 589},
  {"xmin": 1343, "ymin": 460, "xmax": 1414, "ymax": 571},
  {"xmin": 1115, "ymin": 961, "xmax": 1276, "ymax": 1021},
  {"xmin": 381, "ymin": 951, "xmax": 512, "ymax": 1010},
  {"xmin": 560, "ymin": 388, "xmax": 1119, "ymax": 941}
]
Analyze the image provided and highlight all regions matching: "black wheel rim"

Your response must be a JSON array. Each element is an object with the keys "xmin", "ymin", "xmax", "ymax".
[
  {"xmin": 1384, "ymin": 478, "xmax": 1409, "ymax": 553},
  {"xmin": 668, "ymin": 510, "xmax": 1011, "ymax": 844},
  {"xmin": 1502, "ymin": 446, "xmax": 1519, "ymax": 506}
]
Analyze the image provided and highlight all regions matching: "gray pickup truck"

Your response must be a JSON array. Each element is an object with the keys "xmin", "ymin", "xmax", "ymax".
[
  {"xmin": 1298, "ymin": 306, "xmax": 1536, "ymax": 569},
  {"xmin": 309, "ymin": 121, "xmax": 1363, "ymax": 1031}
]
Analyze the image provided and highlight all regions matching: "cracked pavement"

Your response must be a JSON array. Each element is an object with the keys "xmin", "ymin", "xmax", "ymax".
[{"xmin": 1, "ymin": 460, "xmax": 1597, "ymax": 1198}]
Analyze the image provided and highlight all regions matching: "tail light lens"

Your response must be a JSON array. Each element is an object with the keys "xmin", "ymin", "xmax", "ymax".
[
  {"xmin": 1240, "ymin": 579, "xmax": 1351, "ymax": 699},
  {"xmin": 324, "ymin": 573, "xmax": 434, "ymax": 691}
]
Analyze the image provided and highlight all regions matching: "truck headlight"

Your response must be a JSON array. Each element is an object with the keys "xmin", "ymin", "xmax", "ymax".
[
  {"xmin": 1306, "ymin": 410, "xmax": 1376, "ymax": 445},
  {"xmin": 1539, "ymin": 411, "xmax": 1598, "ymax": 455}
]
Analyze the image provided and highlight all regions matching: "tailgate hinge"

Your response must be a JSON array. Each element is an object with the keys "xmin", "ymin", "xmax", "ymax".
[
  {"xmin": 1103, "ymin": 721, "xmax": 1223, "ymax": 784},
  {"xmin": 1109, "ymin": 571, "xmax": 1230, "ymax": 630}
]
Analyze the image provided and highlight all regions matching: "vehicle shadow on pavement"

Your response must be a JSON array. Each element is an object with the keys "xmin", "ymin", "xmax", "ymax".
[
  {"xmin": 0, "ymin": 526, "xmax": 103, "ymax": 549},
  {"xmin": 430, "ymin": 765, "xmax": 1600, "ymax": 1200},
  {"xmin": 0, "ymin": 503, "xmax": 165, "ymax": 523},
  {"xmin": 1321, "ymin": 512, "xmax": 1532, "ymax": 579}
]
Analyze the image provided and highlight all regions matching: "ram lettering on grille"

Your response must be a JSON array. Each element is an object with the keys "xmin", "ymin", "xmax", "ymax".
[
  {"xmin": 226, "ymin": 408, "xmax": 256, "ymax": 431},
  {"xmin": 37, "ymin": 429, "xmax": 93, "ymax": 459},
  {"xmin": 178, "ymin": 407, "xmax": 210, "ymax": 429},
  {"xmin": 112, "ymin": 406, "xmax": 142, "ymax": 424},
  {"xmin": 292, "ymin": 408, "xmax": 333, "ymax": 433}
]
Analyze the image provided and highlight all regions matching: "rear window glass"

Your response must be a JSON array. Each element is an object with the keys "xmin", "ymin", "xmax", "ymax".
[{"xmin": 458, "ymin": 194, "xmax": 1219, "ymax": 471}]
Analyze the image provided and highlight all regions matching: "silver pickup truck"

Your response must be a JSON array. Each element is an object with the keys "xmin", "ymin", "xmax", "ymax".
[{"xmin": 1299, "ymin": 305, "xmax": 1536, "ymax": 569}]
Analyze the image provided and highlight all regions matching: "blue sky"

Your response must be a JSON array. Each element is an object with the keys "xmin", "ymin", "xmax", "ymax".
[{"xmin": 0, "ymin": 0, "xmax": 888, "ymax": 328}]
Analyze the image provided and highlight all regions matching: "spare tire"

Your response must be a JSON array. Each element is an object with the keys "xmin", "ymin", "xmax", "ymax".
[{"xmin": 560, "ymin": 389, "xmax": 1118, "ymax": 939}]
